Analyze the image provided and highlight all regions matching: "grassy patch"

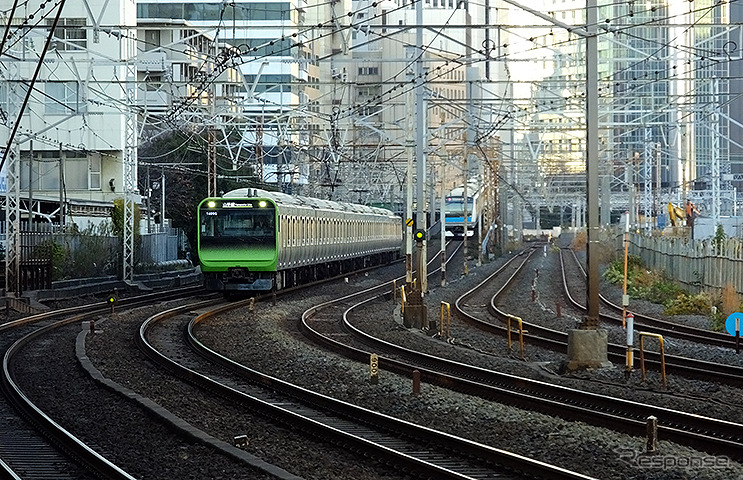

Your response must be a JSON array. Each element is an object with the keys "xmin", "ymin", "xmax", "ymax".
[{"xmin": 603, "ymin": 256, "xmax": 711, "ymax": 317}]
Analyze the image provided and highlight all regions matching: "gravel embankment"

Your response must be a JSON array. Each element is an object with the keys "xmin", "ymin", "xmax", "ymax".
[{"xmin": 16, "ymin": 240, "xmax": 742, "ymax": 480}]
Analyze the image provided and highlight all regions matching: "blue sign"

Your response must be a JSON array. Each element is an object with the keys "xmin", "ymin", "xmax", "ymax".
[{"xmin": 725, "ymin": 312, "xmax": 743, "ymax": 336}]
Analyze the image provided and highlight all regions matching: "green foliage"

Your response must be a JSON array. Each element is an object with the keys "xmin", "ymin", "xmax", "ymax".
[
  {"xmin": 111, "ymin": 198, "xmax": 141, "ymax": 238},
  {"xmin": 644, "ymin": 280, "xmax": 685, "ymax": 306},
  {"xmin": 712, "ymin": 224, "xmax": 726, "ymax": 255},
  {"xmin": 31, "ymin": 223, "xmax": 119, "ymax": 281},
  {"xmin": 604, "ymin": 255, "xmax": 711, "ymax": 316},
  {"xmin": 663, "ymin": 291, "xmax": 713, "ymax": 316},
  {"xmin": 64, "ymin": 223, "xmax": 119, "ymax": 279},
  {"xmin": 603, "ymin": 255, "xmax": 645, "ymax": 287},
  {"xmin": 33, "ymin": 239, "xmax": 67, "ymax": 280},
  {"xmin": 710, "ymin": 310, "xmax": 726, "ymax": 333}
]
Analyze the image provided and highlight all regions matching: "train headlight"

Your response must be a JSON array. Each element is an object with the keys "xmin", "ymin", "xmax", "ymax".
[
  {"xmin": 207, "ymin": 200, "xmax": 216, "ymax": 208},
  {"xmin": 258, "ymin": 200, "xmax": 267, "ymax": 208}
]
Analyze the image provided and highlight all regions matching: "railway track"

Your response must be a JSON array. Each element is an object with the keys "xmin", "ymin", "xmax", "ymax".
[
  {"xmin": 0, "ymin": 287, "xmax": 206, "ymax": 480},
  {"xmin": 564, "ymin": 248, "xmax": 738, "ymax": 349},
  {"xmin": 291, "ymin": 243, "xmax": 743, "ymax": 463},
  {"xmin": 147, "ymin": 241, "xmax": 590, "ymax": 480},
  {"xmin": 453, "ymin": 250, "xmax": 743, "ymax": 458},
  {"xmin": 558, "ymin": 248, "xmax": 743, "ymax": 384},
  {"xmin": 144, "ymin": 304, "xmax": 581, "ymax": 479},
  {"xmin": 293, "ymin": 245, "xmax": 595, "ymax": 479}
]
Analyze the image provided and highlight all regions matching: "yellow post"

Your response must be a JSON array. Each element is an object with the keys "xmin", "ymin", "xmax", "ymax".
[
  {"xmin": 440, "ymin": 302, "xmax": 451, "ymax": 338},
  {"xmin": 400, "ymin": 285, "xmax": 406, "ymax": 313},
  {"xmin": 639, "ymin": 332, "xmax": 666, "ymax": 388},
  {"xmin": 506, "ymin": 315, "xmax": 526, "ymax": 359}
]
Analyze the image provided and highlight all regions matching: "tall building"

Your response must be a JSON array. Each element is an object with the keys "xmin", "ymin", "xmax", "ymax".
[
  {"xmin": 1, "ymin": 0, "xmax": 139, "ymax": 227},
  {"xmin": 506, "ymin": 0, "xmax": 740, "ymax": 229},
  {"xmin": 136, "ymin": 0, "xmax": 320, "ymax": 192},
  {"xmin": 309, "ymin": 0, "xmax": 504, "ymax": 208}
]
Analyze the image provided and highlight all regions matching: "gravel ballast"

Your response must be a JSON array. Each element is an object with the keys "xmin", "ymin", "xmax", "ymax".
[{"xmin": 19, "ymin": 240, "xmax": 739, "ymax": 480}]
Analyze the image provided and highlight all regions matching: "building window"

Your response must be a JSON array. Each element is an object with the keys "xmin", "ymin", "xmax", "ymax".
[
  {"xmin": 144, "ymin": 30, "xmax": 161, "ymax": 51},
  {"xmin": 358, "ymin": 66, "xmax": 379, "ymax": 76},
  {"xmin": 49, "ymin": 18, "xmax": 86, "ymax": 51},
  {"xmin": 46, "ymin": 82, "xmax": 85, "ymax": 114},
  {"xmin": 89, "ymin": 154, "xmax": 101, "ymax": 190},
  {"xmin": 64, "ymin": 152, "xmax": 89, "ymax": 190}
]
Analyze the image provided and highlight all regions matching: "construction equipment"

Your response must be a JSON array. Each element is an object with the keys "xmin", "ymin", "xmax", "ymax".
[{"xmin": 668, "ymin": 203, "xmax": 685, "ymax": 227}]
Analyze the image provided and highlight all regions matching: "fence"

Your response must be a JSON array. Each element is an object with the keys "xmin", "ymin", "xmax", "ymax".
[
  {"xmin": 616, "ymin": 231, "xmax": 743, "ymax": 296},
  {"xmin": 1, "ymin": 223, "xmax": 183, "ymax": 280},
  {"xmin": 139, "ymin": 230, "xmax": 180, "ymax": 264}
]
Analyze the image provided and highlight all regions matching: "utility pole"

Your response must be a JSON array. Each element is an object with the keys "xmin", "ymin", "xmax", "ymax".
[
  {"xmin": 405, "ymin": 67, "xmax": 414, "ymax": 286},
  {"xmin": 566, "ymin": 0, "xmax": 610, "ymax": 370},
  {"xmin": 414, "ymin": 0, "xmax": 427, "ymax": 295},
  {"xmin": 402, "ymin": 0, "xmax": 428, "ymax": 329},
  {"xmin": 583, "ymin": 0, "xmax": 600, "ymax": 328},
  {"xmin": 122, "ymin": 27, "xmax": 137, "ymax": 284}
]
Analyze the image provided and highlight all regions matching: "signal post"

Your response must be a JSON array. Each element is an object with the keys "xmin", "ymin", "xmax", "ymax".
[{"xmin": 403, "ymin": 229, "xmax": 428, "ymax": 329}]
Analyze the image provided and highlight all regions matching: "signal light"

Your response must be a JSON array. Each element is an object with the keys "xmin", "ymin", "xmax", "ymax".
[{"xmin": 414, "ymin": 229, "xmax": 425, "ymax": 242}]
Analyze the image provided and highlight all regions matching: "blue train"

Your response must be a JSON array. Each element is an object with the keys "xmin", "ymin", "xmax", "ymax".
[{"xmin": 444, "ymin": 181, "xmax": 482, "ymax": 237}]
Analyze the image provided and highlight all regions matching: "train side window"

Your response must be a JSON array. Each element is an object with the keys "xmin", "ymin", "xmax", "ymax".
[
  {"xmin": 302, "ymin": 217, "xmax": 307, "ymax": 246},
  {"xmin": 281, "ymin": 217, "xmax": 286, "ymax": 247}
]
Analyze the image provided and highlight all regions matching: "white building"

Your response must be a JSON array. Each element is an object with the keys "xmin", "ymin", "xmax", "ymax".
[
  {"xmin": 1, "ymin": 0, "xmax": 139, "ymax": 228},
  {"xmin": 136, "ymin": 0, "xmax": 321, "ymax": 191}
]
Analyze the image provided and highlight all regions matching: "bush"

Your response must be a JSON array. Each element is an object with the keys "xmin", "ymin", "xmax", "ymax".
[
  {"xmin": 604, "ymin": 255, "xmax": 706, "ymax": 315},
  {"xmin": 663, "ymin": 291, "xmax": 713, "ymax": 316},
  {"xmin": 572, "ymin": 231, "xmax": 587, "ymax": 251}
]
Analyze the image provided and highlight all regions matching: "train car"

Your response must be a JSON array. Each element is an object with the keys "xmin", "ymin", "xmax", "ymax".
[
  {"xmin": 444, "ymin": 181, "xmax": 482, "ymax": 237},
  {"xmin": 197, "ymin": 188, "xmax": 402, "ymax": 293}
]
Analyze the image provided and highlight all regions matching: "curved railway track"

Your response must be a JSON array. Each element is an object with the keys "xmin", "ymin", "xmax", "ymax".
[
  {"xmin": 131, "ymin": 241, "xmax": 588, "ymax": 479},
  {"xmin": 564, "ymin": 248, "xmax": 737, "ymax": 349},
  {"xmin": 144, "ymin": 303, "xmax": 579, "ymax": 479},
  {"xmin": 453, "ymin": 249, "xmax": 743, "ymax": 458},
  {"xmin": 0, "ymin": 287, "xmax": 205, "ymax": 480},
  {"xmin": 292, "ymin": 244, "xmax": 743, "ymax": 463},
  {"xmin": 559, "ymin": 248, "xmax": 743, "ymax": 384},
  {"xmin": 294, "ymin": 245, "xmax": 595, "ymax": 479}
]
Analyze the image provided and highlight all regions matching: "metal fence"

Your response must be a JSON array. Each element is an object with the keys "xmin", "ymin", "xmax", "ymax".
[
  {"xmin": 617, "ymin": 232, "xmax": 743, "ymax": 296},
  {"xmin": 139, "ymin": 230, "xmax": 180, "ymax": 264},
  {"xmin": 1, "ymin": 222, "xmax": 182, "ymax": 276}
]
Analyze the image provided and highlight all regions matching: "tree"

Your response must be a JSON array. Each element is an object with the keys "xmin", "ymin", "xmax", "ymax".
[{"xmin": 137, "ymin": 130, "xmax": 264, "ymax": 259}]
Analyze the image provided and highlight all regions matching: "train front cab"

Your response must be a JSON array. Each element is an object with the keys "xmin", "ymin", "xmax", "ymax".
[{"xmin": 198, "ymin": 198, "xmax": 279, "ymax": 292}]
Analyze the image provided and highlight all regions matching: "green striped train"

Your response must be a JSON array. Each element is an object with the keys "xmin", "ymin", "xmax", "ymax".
[{"xmin": 197, "ymin": 188, "xmax": 402, "ymax": 294}]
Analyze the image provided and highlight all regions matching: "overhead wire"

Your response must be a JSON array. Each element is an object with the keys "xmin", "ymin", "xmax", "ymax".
[{"xmin": 3, "ymin": 0, "xmax": 742, "ymax": 190}]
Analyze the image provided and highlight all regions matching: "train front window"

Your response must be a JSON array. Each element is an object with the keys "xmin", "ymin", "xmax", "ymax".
[
  {"xmin": 200, "ymin": 207, "xmax": 276, "ymax": 247},
  {"xmin": 445, "ymin": 197, "xmax": 473, "ymax": 216}
]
